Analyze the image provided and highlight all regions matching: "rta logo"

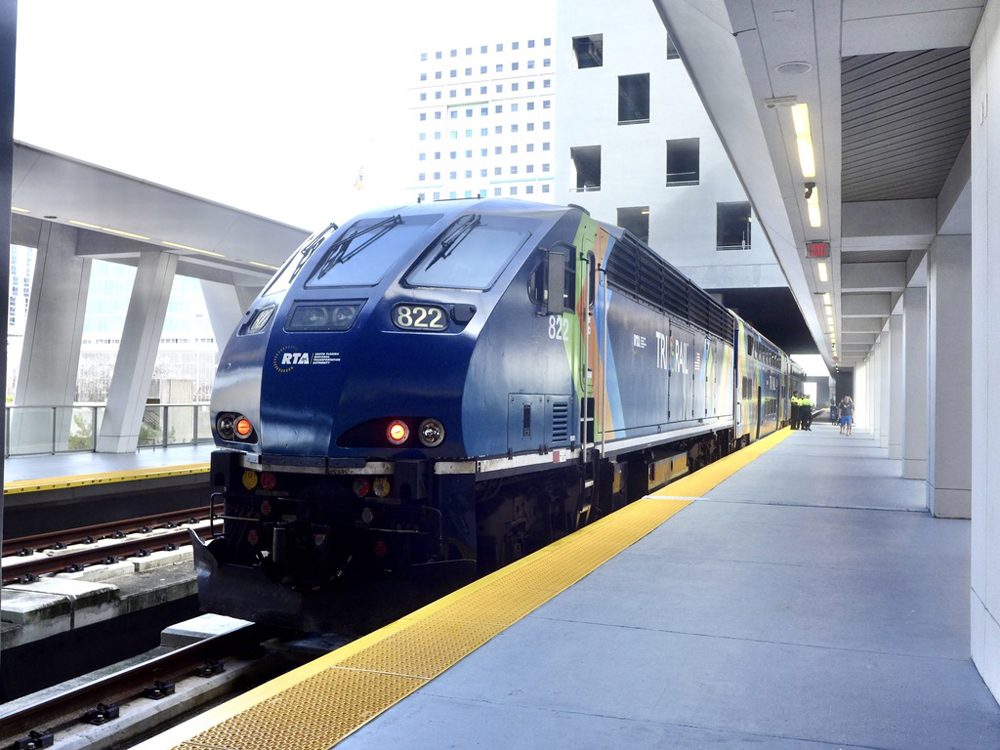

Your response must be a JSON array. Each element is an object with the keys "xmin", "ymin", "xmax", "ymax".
[{"xmin": 273, "ymin": 346, "xmax": 307, "ymax": 373}]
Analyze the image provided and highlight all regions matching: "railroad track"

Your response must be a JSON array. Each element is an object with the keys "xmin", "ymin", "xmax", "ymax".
[
  {"xmin": 0, "ymin": 621, "xmax": 284, "ymax": 750},
  {"xmin": 2, "ymin": 507, "xmax": 214, "ymax": 585}
]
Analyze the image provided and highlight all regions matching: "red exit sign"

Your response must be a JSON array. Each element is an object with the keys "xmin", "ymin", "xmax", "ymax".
[{"xmin": 806, "ymin": 241, "xmax": 829, "ymax": 258}]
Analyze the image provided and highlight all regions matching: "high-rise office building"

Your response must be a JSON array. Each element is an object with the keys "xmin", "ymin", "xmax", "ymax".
[{"xmin": 407, "ymin": 37, "xmax": 558, "ymax": 203}]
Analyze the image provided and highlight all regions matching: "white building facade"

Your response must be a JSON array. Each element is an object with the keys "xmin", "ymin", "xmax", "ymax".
[{"xmin": 553, "ymin": 0, "xmax": 785, "ymax": 291}]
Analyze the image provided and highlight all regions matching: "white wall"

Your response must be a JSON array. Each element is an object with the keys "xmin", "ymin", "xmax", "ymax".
[
  {"xmin": 553, "ymin": 0, "xmax": 784, "ymax": 289},
  {"xmin": 970, "ymin": 0, "xmax": 1000, "ymax": 699}
]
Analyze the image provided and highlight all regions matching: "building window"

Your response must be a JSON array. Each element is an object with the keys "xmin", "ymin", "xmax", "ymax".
[
  {"xmin": 450, "ymin": 49, "xmax": 457, "ymax": 57},
  {"xmin": 526, "ymin": 185, "xmax": 534, "ymax": 194},
  {"xmin": 465, "ymin": 68, "xmax": 472, "ymax": 76},
  {"xmin": 434, "ymin": 191, "xmax": 441, "ymax": 200},
  {"xmin": 435, "ymin": 51, "xmax": 442, "ymax": 59},
  {"xmin": 528, "ymin": 60, "xmax": 535, "ymax": 69},
  {"xmin": 421, "ymin": 53, "xmax": 427, "ymax": 61},
  {"xmin": 573, "ymin": 34, "xmax": 604, "ymax": 68},
  {"xmin": 419, "ymin": 112, "xmax": 427, "ymax": 121},
  {"xmin": 466, "ymin": 47, "xmax": 472, "ymax": 55},
  {"xmin": 542, "ymin": 183, "xmax": 550, "ymax": 193},
  {"xmin": 529, "ymin": 39, "xmax": 535, "ymax": 48},
  {"xmin": 527, "ymin": 123, "xmax": 535, "ymax": 131},
  {"xmin": 617, "ymin": 207, "xmax": 650, "ymax": 244},
  {"xmin": 666, "ymin": 138, "xmax": 700, "ymax": 185},
  {"xmin": 512, "ymin": 41, "xmax": 519, "ymax": 50},
  {"xmin": 435, "ymin": 71, "xmax": 442, "ymax": 79},
  {"xmin": 717, "ymin": 202, "xmax": 752, "ymax": 250},
  {"xmin": 544, "ymin": 38, "xmax": 551, "ymax": 46},
  {"xmin": 512, "ymin": 62, "xmax": 519, "ymax": 71},
  {"xmin": 420, "ymin": 73, "xmax": 427, "ymax": 81},
  {"xmin": 618, "ymin": 74, "xmax": 650, "ymax": 123},
  {"xmin": 420, "ymin": 93, "xmax": 427, "ymax": 101},
  {"xmin": 497, "ymin": 84, "xmax": 503, "ymax": 93},
  {"xmin": 495, "ymin": 187, "xmax": 502, "ymax": 196},
  {"xmin": 570, "ymin": 146, "xmax": 601, "ymax": 191},
  {"xmin": 667, "ymin": 33, "xmax": 680, "ymax": 60},
  {"xmin": 528, "ymin": 81, "xmax": 535, "ymax": 89}
]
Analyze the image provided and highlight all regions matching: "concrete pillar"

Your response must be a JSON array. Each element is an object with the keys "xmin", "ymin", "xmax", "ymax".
[
  {"xmin": 879, "ymin": 327, "xmax": 891, "ymax": 449},
  {"xmin": 902, "ymin": 286, "xmax": 928, "ymax": 480},
  {"xmin": 926, "ymin": 235, "xmax": 971, "ymax": 518},
  {"xmin": 200, "ymin": 280, "xmax": 245, "ymax": 357},
  {"xmin": 971, "ymin": 1, "xmax": 1000, "ymax": 700},
  {"xmin": 871, "ymin": 337, "xmax": 882, "ymax": 441},
  {"xmin": 96, "ymin": 250, "xmax": 178, "ymax": 453},
  {"xmin": 888, "ymin": 314, "xmax": 903, "ymax": 459},
  {"xmin": 10, "ymin": 222, "xmax": 91, "ymax": 453}
]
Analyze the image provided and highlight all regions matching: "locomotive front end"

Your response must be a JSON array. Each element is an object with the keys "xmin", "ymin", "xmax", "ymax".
[{"xmin": 195, "ymin": 200, "xmax": 577, "ymax": 631}]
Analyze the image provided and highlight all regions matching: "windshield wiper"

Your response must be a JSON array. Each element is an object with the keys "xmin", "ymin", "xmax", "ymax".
[
  {"xmin": 287, "ymin": 222, "xmax": 339, "ymax": 283},
  {"xmin": 315, "ymin": 215, "xmax": 402, "ymax": 280},
  {"xmin": 424, "ymin": 214, "xmax": 482, "ymax": 271}
]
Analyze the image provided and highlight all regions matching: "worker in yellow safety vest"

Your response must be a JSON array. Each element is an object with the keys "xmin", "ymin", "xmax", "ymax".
[
  {"xmin": 800, "ymin": 393, "xmax": 813, "ymax": 431},
  {"xmin": 790, "ymin": 393, "xmax": 801, "ymax": 430}
]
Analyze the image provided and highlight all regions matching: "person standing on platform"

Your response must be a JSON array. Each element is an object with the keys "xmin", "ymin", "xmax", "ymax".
[
  {"xmin": 839, "ymin": 396, "xmax": 854, "ymax": 435},
  {"xmin": 801, "ymin": 393, "xmax": 813, "ymax": 430},
  {"xmin": 829, "ymin": 397, "xmax": 839, "ymax": 423},
  {"xmin": 790, "ymin": 392, "xmax": 801, "ymax": 430}
]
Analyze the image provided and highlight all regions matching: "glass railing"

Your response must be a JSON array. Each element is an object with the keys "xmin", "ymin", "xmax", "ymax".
[{"xmin": 4, "ymin": 403, "xmax": 213, "ymax": 456}]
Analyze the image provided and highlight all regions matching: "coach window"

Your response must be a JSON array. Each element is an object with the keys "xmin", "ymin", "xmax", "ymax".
[{"xmin": 717, "ymin": 202, "xmax": 752, "ymax": 251}]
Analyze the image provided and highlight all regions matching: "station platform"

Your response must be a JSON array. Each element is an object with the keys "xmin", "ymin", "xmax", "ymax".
[
  {"xmin": 141, "ymin": 423, "xmax": 1000, "ymax": 749},
  {"xmin": 2, "ymin": 443, "xmax": 213, "ymax": 491}
]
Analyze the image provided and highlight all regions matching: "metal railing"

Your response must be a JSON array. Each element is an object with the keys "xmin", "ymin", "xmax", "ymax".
[{"xmin": 4, "ymin": 403, "xmax": 213, "ymax": 457}]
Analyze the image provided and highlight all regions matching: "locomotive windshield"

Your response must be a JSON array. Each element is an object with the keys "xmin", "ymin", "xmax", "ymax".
[
  {"xmin": 406, "ymin": 214, "xmax": 532, "ymax": 290},
  {"xmin": 306, "ymin": 214, "xmax": 441, "ymax": 288}
]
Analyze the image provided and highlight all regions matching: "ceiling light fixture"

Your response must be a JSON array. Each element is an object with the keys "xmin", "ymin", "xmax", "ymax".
[
  {"xmin": 11, "ymin": 206, "xmax": 30, "ymax": 214},
  {"xmin": 817, "ymin": 261, "xmax": 829, "ymax": 283},
  {"xmin": 161, "ymin": 240, "xmax": 226, "ymax": 258},
  {"xmin": 791, "ymin": 103, "xmax": 816, "ymax": 178},
  {"xmin": 807, "ymin": 185, "xmax": 822, "ymax": 228}
]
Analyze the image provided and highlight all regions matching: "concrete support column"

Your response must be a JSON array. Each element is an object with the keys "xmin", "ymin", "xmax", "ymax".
[
  {"xmin": 927, "ymin": 235, "xmax": 971, "ymax": 518},
  {"xmin": 10, "ymin": 222, "xmax": 91, "ymax": 452},
  {"xmin": 871, "ymin": 337, "xmax": 882, "ymax": 441},
  {"xmin": 200, "ymin": 280, "xmax": 247, "ymax": 357},
  {"xmin": 96, "ymin": 251, "xmax": 178, "ymax": 453},
  {"xmin": 878, "ymin": 327, "xmax": 891, "ymax": 449},
  {"xmin": 888, "ymin": 314, "xmax": 903, "ymax": 459},
  {"xmin": 972, "ymin": 2, "xmax": 1000, "ymax": 699},
  {"xmin": 902, "ymin": 286, "xmax": 928, "ymax": 480},
  {"xmin": 853, "ymin": 361, "xmax": 866, "ymax": 429}
]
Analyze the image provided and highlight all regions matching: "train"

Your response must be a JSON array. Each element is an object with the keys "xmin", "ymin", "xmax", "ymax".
[{"xmin": 192, "ymin": 198, "xmax": 805, "ymax": 631}]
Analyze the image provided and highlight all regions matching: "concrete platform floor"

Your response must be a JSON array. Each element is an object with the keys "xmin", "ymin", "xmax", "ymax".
[{"xmin": 336, "ymin": 424, "xmax": 1000, "ymax": 750}]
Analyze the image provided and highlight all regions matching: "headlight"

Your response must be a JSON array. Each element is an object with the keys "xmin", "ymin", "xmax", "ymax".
[
  {"xmin": 418, "ymin": 418, "xmax": 445, "ymax": 447},
  {"xmin": 247, "ymin": 305, "xmax": 275, "ymax": 334},
  {"xmin": 285, "ymin": 301, "xmax": 364, "ymax": 331},
  {"xmin": 216, "ymin": 412, "xmax": 257, "ymax": 442},
  {"xmin": 387, "ymin": 419, "xmax": 410, "ymax": 445}
]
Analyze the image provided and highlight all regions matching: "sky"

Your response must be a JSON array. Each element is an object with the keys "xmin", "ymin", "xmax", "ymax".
[{"xmin": 13, "ymin": 0, "xmax": 555, "ymax": 230}]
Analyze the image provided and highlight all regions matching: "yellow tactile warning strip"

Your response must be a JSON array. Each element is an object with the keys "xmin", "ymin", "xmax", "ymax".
[
  {"xmin": 3, "ymin": 463, "xmax": 210, "ymax": 495},
  {"xmin": 143, "ymin": 428, "xmax": 793, "ymax": 750}
]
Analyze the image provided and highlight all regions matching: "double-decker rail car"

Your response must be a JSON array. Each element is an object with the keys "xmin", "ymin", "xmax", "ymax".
[{"xmin": 195, "ymin": 198, "xmax": 799, "ymax": 630}]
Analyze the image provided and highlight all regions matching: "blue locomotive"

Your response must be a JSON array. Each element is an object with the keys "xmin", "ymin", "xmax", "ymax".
[{"xmin": 194, "ymin": 198, "xmax": 804, "ymax": 630}]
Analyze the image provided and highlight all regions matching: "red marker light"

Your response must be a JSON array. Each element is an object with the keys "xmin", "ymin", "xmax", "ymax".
[
  {"xmin": 387, "ymin": 420, "xmax": 409, "ymax": 445},
  {"xmin": 260, "ymin": 472, "xmax": 277, "ymax": 491},
  {"xmin": 353, "ymin": 477, "xmax": 372, "ymax": 497},
  {"xmin": 234, "ymin": 417, "xmax": 254, "ymax": 439}
]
